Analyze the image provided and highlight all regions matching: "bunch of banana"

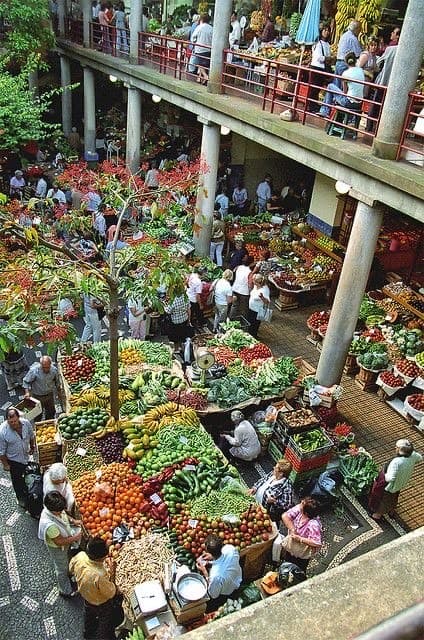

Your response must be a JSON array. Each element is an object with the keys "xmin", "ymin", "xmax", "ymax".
[
  {"xmin": 24, "ymin": 227, "xmax": 39, "ymax": 245},
  {"xmin": 142, "ymin": 402, "xmax": 180, "ymax": 433},
  {"xmin": 70, "ymin": 388, "xmax": 109, "ymax": 409},
  {"xmin": 118, "ymin": 389, "xmax": 136, "ymax": 404},
  {"xmin": 356, "ymin": 0, "xmax": 382, "ymax": 45},
  {"xmin": 121, "ymin": 422, "xmax": 157, "ymax": 460},
  {"xmin": 334, "ymin": 0, "xmax": 359, "ymax": 43},
  {"xmin": 92, "ymin": 416, "xmax": 121, "ymax": 439}
]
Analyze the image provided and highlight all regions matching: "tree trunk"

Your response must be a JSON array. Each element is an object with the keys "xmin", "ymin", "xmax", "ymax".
[{"xmin": 108, "ymin": 282, "xmax": 120, "ymax": 420}]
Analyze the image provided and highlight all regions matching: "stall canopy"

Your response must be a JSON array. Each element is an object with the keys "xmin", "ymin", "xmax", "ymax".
[{"xmin": 295, "ymin": 0, "xmax": 321, "ymax": 46}]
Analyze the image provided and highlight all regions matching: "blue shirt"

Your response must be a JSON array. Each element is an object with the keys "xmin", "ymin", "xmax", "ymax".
[
  {"xmin": 337, "ymin": 30, "xmax": 362, "ymax": 60},
  {"xmin": 0, "ymin": 419, "xmax": 34, "ymax": 464},
  {"xmin": 23, "ymin": 363, "xmax": 59, "ymax": 396},
  {"xmin": 208, "ymin": 545, "xmax": 242, "ymax": 598}
]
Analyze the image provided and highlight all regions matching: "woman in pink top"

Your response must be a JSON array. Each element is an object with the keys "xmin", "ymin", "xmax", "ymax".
[
  {"xmin": 281, "ymin": 497, "xmax": 322, "ymax": 572},
  {"xmin": 98, "ymin": 3, "xmax": 112, "ymax": 53}
]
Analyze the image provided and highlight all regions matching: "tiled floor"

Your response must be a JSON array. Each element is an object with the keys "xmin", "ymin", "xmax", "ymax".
[{"xmin": 258, "ymin": 303, "xmax": 424, "ymax": 532}]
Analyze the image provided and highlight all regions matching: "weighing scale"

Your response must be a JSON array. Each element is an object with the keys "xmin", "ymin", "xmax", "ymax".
[
  {"xmin": 129, "ymin": 580, "xmax": 168, "ymax": 623},
  {"xmin": 194, "ymin": 348, "xmax": 216, "ymax": 387}
]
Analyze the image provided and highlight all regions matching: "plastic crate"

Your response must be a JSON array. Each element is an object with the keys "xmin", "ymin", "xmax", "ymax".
[
  {"xmin": 286, "ymin": 428, "xmax": 333, "ymax": 460},
  {"xmin": 275, "ymin": 409, "xmax": 320, "ymax": 435},
  {"xmin": 268, "ymin": 439, "xmax": 286, "ymax": 463},
  {"xmin": 285, "ymin": 447, "xmax": 332, "ymax": 473},
  {"xmin": 289, "ymin": 465, "xmax": 327, "ymax": 485}
]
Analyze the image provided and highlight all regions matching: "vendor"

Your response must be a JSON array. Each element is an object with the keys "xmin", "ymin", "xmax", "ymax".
[
  {"xmin": 219, "ymin": 410, "xmax": 261, "ymax": 462},
  {"xmin": 196, "ymin": 534, "xmax": 242, "ymax": 612}
]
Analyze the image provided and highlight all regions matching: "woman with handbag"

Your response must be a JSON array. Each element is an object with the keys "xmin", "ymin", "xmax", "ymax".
[
  {"xmin": 280, "ymin": 497, "xmax": 322, "ymax": 572},
  {"xmin": 308, "ymin": 26, "xmax": 332, "ymax": 113},
  {"xmin": 247, "ymin": 274, "xmax": 271, "ymax": 338}
]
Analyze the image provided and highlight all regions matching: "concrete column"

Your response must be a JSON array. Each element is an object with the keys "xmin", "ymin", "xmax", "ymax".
[
  {"xmin": 60, "ymin": 56, "xmax": 72, "ymax": 137},
  {"xmin": 83, "ymin": 66, "xmax": 96, "ymax": 155},
  {"xmin": 129, "ymin": 0, "xmax": 142, "ymax": 65},
  {"xmin": 316, "ymin": 200, "xmax": 383, "ymax": 386},
  {"xmin": 194, "ymin": 119, "xmax": 221, "ymax": 256},
  {"xmin": 58, "ymin": 0, "xmax": 66, "ymax": 36},
  {"xmin": 208, "ymin": 0, "xmax": 233, "ymax": 94},
  {"xmin": 81, "ymin": 0, "xmax": 91, "ymax": 48},
  {"xmin": 126, "ymin": 85, "xmax": 142, "ymax": 174},
  {"xmin": 372, "ymin": 0, "xmax": 424, "ymax": 160}
]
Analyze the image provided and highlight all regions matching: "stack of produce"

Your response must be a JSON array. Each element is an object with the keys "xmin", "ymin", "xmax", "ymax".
[
  {"xmin": 404, "ymin": 394, "xmax": 424, "ymax": 420},
  {"xmin": 339, "ymin": 450, "xmax": 379, "ymax": 495},
  {"xmin": 391, "ymin": 327, "xmax": 423, "ymax": 358},
  {"xmin": 114, "ymin": 534, "xmax": 174, "ymax": 588},
  {"xmin": 64, "ymin": 436, "xmax": 103, "ymax": 480},
  {"xmin": 58, "ymin": 407, "xmax": 111, "ymax": 440},
  {"xmin": 393, "ymin": 359, "xmax": 421, "ymax": 383},
  {"xmin": 284, "ymin": 428, "xmax": 333, "ymax": 483},
  {"xmin": 307, "ymin": 310, "xmax": 331, "ymax": 333},
  {"xmin": 61, "ymin": 353, "xmax": 96, "ymax": 388}
]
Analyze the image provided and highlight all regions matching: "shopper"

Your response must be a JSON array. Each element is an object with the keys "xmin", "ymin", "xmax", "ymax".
[
  {"xmin": 334, "ymin": 20, "xmax": 362, "ymax": 87},
  {"xmin": 229, "ymin": 254, "xmax": 252, "ymax": 320},
  {"xmin": 191, "ymin": 14, "xmax": 213, "ymax": 84},
  {"xmin": 196, "ymin": 534, "xmax": 242, "ymax": 612},
  {"xmin": 308, "ymin": 25, "xmax": 332, "ymax": 112},
  {"xmin": 35, "ymin": 174, "xmax": 48, "ymax": 199},
  {"xmin": 213, "ymin": 269, "xmax": 234, "ymax": 332},
  {"xmin": 281, "ymin": 497, "xmax": 323, "ymax": 572},
  {"xmin": 46, "ymin": 184, "xmax": 67, "ymax": 204},
  {"xmin": 318, "ymin": 51, "xmax": 364, "ymax": 119},
  {"xmin": 70, "ymin": 537, "xmax": 121, "ymax": 640},
  {"xmin": 127, "ymin": 295, "xmax": 147, "ymax": 340},
  {"xmin": 256, "ymin": 174, "xmax": 272, "ymax": 213},
  {"xmin": 187, "ymin": 265, "xmax": 205, "ymax": 330},
  {"xmin": 248, "ymin": 460, "xmax": 294, "ymax": 523},
  {"xmin": 81, "ymin": 295, "xmax": 104, "ymax": 343},
  {"xmin": 43, "ymin": 463, "xmax": 75, "ymax": 512},
  {"xmin": 0, "ymin": 407, "xmax": 35, "ymax": 509},
  {"xmin": 23, "ymin": 356, "xmax": 61, "ymax": 420},
  {"xmin": 9, "ymin": 170, "xmax": 26, "ymax": 199},
  {"xmin": 220, "ymin": 410, "xmax": 261, "ymax": 462},
  {"xmin": 247, "ymin": 274, "xmax": 270, "ymax": 338},
  {"xmin": 209, "ymin": 210, "xmax": 226, "ymax": 267},
  {"xmin": 232, "ymin": 183, "xmax": 249, "ymax": 216},
  {"xmin": 369, "ymin": 439, "xmax": 422, "ymax": 520},
  {"xmin": 38, "ymin": 491, "xmax": 82, "ymax": 598},
  {"xmin": 214, "ymin": 188, "xmax": 229, "ymax": 218},
  {"xmin": 228, "ymin": 240, "xmax": 247, "ymax": 270},
  {"xmin": 164, "ymin": 289, "xmax": 191, "ymax": 351},
  {"xmin": 145, "ymin": 161, "xmax": 160, "ymax": 189}
]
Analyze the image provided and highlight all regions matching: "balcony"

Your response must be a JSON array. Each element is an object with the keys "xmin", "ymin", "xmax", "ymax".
[{"xmin": 65, "ymin": 20, "xmax": 423, "ymax": 170}]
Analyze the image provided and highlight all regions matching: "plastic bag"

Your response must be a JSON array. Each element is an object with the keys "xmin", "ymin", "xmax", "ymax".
[
  {"xmin": 264, "ymin": 405, "xmax": 278, "ymax": 423},
  {"xmin": 219, "ymin": 475, "xmax": 246, "ymax": 495},
  {"xmin": 251, "ymin": 410, "xmax": 266, "ymax": 425},
  {"xmin": 93, "ymin": 481, "xmax": 113, "ymax": 499},
  {"xmin": 112, "ymin": 523, "xmax": 134, "ymax": 544}
]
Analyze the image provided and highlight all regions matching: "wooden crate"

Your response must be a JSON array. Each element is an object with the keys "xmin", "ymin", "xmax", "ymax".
[
  {"xmin": 36, "ymin": 419, "xmax": 62, "ymax": 467},
  {"xmin": 303, "ymin": 389, "xmax": 336, "ymax": 408}
]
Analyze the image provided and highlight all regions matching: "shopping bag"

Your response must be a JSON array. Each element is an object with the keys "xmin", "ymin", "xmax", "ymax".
[{"xmin": 257, "ymin": 304, "xmax": 273, "ymax": 322}]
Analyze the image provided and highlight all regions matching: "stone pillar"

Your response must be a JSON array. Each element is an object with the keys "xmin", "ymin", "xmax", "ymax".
[
  {"xmin": 129, "ymin": 0, "xmax": 142, "ymax": 64},
  {"xmin": 126, "ymin": 85, "xmax": 142, "ymax": 174},
  {"xmin": 208, "ymin": 0, "xmax": 233, "ymax": 94},
  {"xmin": 194, "ymin": 119, "xmax": 221, "ymax": 256},
  {"xmin": 60, "ymin": 56, "xmax": 72, "ymax": 137},
  {"xmin": 316, "ymin": 200, "xmax": 383, "ymax": 386},
  {"xmin": 81, "ymin": 0, "xmax": 91, "ymax": 48},
  {"xmin": 83, "ymin": 66, "xmax": 96, "ymax": 155},
  {"xmin": 372, "ymin": 0, "xmax": 424, "ymax": 160},
  {"xmin": 58, "ymin": 0, "xmax": 66, "ymax": 36}
]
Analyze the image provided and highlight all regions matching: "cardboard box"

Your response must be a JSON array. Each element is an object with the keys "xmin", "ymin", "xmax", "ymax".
[{"xmin": 15, "ymin": 397, "xmax": 42, "ymax": 421}]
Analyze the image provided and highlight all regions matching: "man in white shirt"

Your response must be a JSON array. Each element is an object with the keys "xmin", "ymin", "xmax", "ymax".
[
  {"xmin": 214, "ymin": 188, "xmax": 229, "ymax": 217},
  {"xmin": 196, "ymin": 534, "xmax": 242, "ymax": 612},
  {"xmin": 187, "ymin": 265, "xmax": 205, "ymax": 329},
  {"xmin": 46, "ymin": 184, "xmax": 67, "ymax": 204},
  {"xmin": 229, "ymin": 255, "xmax": 252, "ymax": 319},
  {"xmin": 256, "ymin": 174, "xmax": 272, "ymax": 212},
  {"xmin": 35, "ymin": 175, "xmax": 48, "ymax": 198},
  {"xmin": 213, "ymin": 270, "xmax": 234, "ymax": 332},
  {"xmin": 191, "ymin": 14, "xmax": 213, "ymax": 82},
  {"xmin": 229, "ymin": 12, "xmax": 241, "ymax": 48}
]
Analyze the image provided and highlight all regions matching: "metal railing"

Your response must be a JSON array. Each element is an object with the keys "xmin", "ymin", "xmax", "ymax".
[
  {"xmin": 64, "ymin": 27, "xmax": 417, "ymax": 158},
  {"xmin": 67, "ymin": 18, "xmax": 83, "ymax": 45},
  {"xmin": 137, "ymin": 31, "xmax": 211, "ymax": 84},
  {"xmin": 89, "ymin": 21, "xmax": 130, "ymax": 58},
  {"xmin": 221, "ymin": 49, "xmax": 386, "ymax": 141},
  {"xmin": 396, "ymin": 92, "xmax": 424, "ymax": 166}
]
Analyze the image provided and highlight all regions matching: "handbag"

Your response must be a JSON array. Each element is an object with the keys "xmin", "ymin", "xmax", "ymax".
[
  {"xmin": 257, "ymin": 303, "xmax": 273, "ymax": 322},
  {"xmin": 281, "ymin": 534, "xmax": 315, "ymax": 560},
  {"xmin": 368, "ymin": 467, "xmax": 388, "ymax": 512}
]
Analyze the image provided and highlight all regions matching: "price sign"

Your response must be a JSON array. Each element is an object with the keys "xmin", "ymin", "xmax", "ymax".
[
  {"xmin": 150, "ymin": 493, "xmax": 162, "ymax": 505},
  {"xmin": 77, "ymin": 359, "xmax": 83, "ymax": 367},
  {"xmin": 76, "ymin": 447, "xmax": 87, "ymax": 457},
  {"xmin": 188, "ymin": 519, "xmax": 198, "ymax": 529},
  {"xmin": 179, "ymin": 436, "xmax": 188, "ymax": 445},
  {"xmin": 183, "ymin": 464, "xmax": 196, "ymax": 471}
]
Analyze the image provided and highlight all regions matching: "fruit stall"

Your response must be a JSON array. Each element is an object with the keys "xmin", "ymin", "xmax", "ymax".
[{"xmin": 306, "ymin": 296, "xmax": 424, "ymax": 426}]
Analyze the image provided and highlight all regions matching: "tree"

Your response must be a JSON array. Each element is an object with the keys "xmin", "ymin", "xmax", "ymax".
[
  {"xmin": 0, "ymin": 0, "xmax": 54, "ymax": 67},
  {"xmin": 0, "ymin": 161, "xmax": 198, "ymax": 418},
  {"xmin": 0, "ymin": 68, "xmax": 59, "ymax": 152}
]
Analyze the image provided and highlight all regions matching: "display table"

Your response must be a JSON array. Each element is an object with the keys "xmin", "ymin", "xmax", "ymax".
[
  {"xmin": 382, "ymin": 286, "xmax": 424, "ymax": 321},
  {"xmin": 269, "ymin": 275, "xmax": 330, "ymax": 310}
]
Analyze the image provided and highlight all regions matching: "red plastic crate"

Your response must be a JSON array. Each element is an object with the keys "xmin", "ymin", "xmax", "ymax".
[{"xmin": 285, "ymin": 447, "xmax": 332, "ymax": 472}]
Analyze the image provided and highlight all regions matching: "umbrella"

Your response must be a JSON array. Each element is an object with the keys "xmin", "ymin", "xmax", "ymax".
[{"xmin": 295, "ymin": 0, "xmax": 321, "ymax": 46}]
